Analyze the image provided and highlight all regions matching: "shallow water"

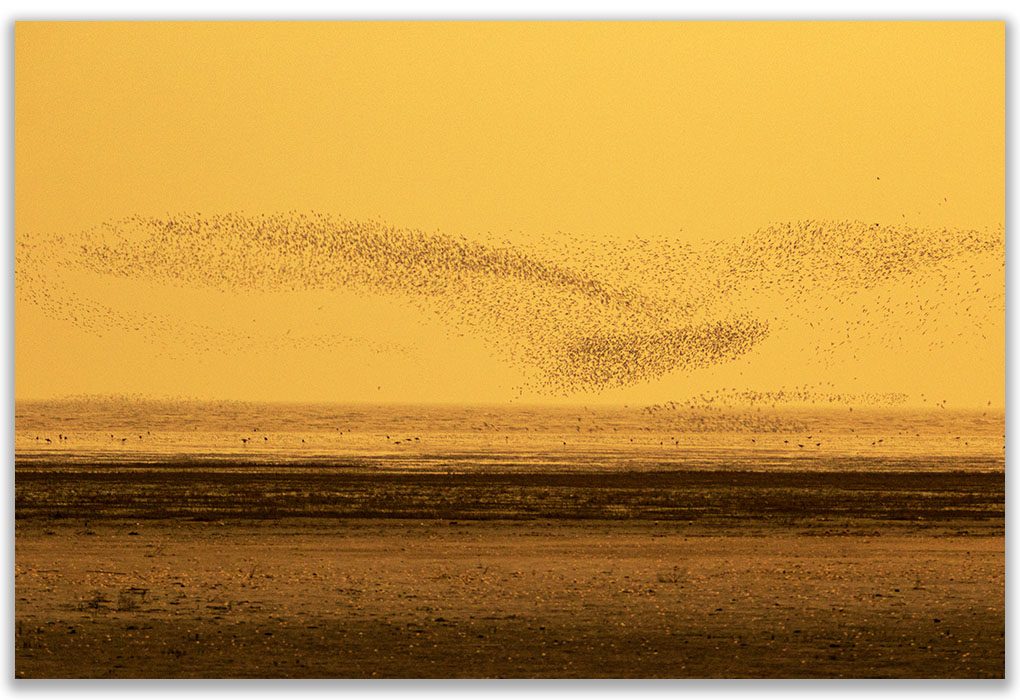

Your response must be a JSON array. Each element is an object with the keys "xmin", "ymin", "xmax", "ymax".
[{"xmin": 14, "ymin": 400, "xmax": 1005, "ymax": 473}]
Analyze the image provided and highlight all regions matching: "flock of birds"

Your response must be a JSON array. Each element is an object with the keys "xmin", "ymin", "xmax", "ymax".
[
  {"xmin": 15, "ymin": 211, "xmax": 1003, "ymax": 399},
  {"xmin": 644, "ymin": 385, "xmax": 910, "ymax": 412},
  {"xmin": 510, "ymin": 218, "xmax": 1003, "ymax": 360}
]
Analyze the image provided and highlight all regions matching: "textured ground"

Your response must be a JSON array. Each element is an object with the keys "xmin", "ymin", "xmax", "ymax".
[{"xmin": 15, "ymin": 517, "xmax": 1004, "ymax": 678}]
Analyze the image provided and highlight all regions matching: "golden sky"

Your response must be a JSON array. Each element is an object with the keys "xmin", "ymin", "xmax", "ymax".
[{"xmin": 15, "ymin": 22, "xmax": 1004, "ymax": 406}]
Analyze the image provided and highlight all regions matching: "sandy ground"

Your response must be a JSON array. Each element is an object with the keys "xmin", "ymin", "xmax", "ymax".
[{"xmin": 15, "ymin": 518, "xmax": 1004, "ymax": 678}]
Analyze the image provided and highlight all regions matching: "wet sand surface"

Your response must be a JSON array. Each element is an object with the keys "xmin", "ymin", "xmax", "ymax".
[
  {"xmin": 14, "ymin": 465, "xmax": 1005, "ymax": 521},
  {"xmin": 15, "ymin": 516, "xmax": 1003, "ymax": 678}
]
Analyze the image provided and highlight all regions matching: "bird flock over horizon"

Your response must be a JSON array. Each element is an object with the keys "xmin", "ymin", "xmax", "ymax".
[{"xmin": 15, "ymin": 211, "xmax": 1003, "ymax": 401}]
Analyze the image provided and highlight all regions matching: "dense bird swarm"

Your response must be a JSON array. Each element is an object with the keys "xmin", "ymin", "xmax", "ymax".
[
  {"xmin": 16, "ymin": 213, "xmax": 1002, "ymax": 397},
  {"xmin": 645, "ymin": 385, "xmax": 910, "ymax": 411}
]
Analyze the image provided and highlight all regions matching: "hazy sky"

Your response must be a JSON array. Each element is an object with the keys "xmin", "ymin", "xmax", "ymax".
[{"xmin": 15, "ymin": 22, "xmax": 1004, "ymax": 406}]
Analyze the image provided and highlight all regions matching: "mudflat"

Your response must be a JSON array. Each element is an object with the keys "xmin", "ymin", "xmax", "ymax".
[{"xmin": 15, "ymin": 517, "xmax": 1003, "ymax": 678}]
